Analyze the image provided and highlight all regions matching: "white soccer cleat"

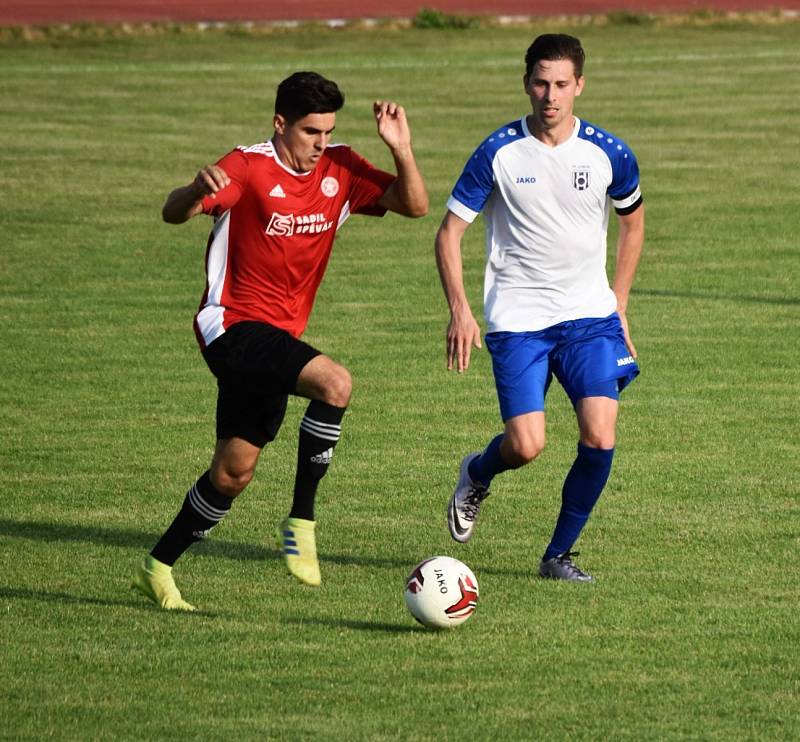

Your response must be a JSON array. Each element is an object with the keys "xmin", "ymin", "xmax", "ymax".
[{"xmin": 447, "ymin": 453, "xmax": 490, "ymax": 543}]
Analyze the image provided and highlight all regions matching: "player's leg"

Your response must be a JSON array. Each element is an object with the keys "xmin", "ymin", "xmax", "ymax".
[
  {"xmin": 132, "ymin": 439, "xmax": 262, "ymax": 611},
  {"xmin": 448, "ymin": 331, "xmax": 551, "ymax": 543},
  {"xmin": 151, "ymin": 438, "xmax": 258, "ymax": 563},
  {"xmin": 539, "ymin": 313, "xmax": 639, "ymax": 581},
  {"xmin": 275, "ymin": 354, "xmax": 351, "ymax": 586},
  {"xmin": 133, "ymin": 322, "xmax": 284, "ymax": 610},
  {"xmin": 292, "ymin": 354, "xmax": 351, "ymax": 520},
  {"xmin": 539, "ymin": 395, "xmax": 617, "ymax": 582}
]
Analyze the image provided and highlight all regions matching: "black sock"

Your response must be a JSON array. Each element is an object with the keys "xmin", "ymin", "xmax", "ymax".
[
  {"xmin": 290, "ymin": 400, "xmax": 345, "ymax": 521},
  {"xmin": 150, "ymin": 471, "xmax": 233, "ymax": 566}
]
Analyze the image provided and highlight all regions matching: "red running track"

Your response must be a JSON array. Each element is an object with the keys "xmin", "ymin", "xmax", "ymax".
[{"xmin": 2, "ymin": 0, "xmax": 797, "ymax": 26}]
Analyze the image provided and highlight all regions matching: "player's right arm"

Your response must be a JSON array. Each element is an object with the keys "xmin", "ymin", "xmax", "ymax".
[
  {"xmin": 435, "ymin": 210, "xmax": 483, "ymax": 374},
  {"xmin": 162, "ymin": 165, "xmax": 231, "ymax": 224}
]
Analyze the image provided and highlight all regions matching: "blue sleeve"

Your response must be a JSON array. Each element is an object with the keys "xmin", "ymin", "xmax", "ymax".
[
  {"xmin": 608, "ymin": 143, "xmax": 640, "ymax": 201},
  {"xmin": 450, "ymin": 145, "xmax": 495, "ymax": 216}
]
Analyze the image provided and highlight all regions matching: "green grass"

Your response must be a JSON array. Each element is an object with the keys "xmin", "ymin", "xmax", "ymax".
[{"xmin": 2, "ymin": 17, "xmax": 799, "ymax": 740}]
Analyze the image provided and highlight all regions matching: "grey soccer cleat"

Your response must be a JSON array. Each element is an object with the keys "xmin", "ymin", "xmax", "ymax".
[
  {"xmin": 447, "ymin": 453, "xmax": 490, "ymax": 543},
  {"xmin": 538, "ymin": 552, "xmax": 595, "ymax": 582}
]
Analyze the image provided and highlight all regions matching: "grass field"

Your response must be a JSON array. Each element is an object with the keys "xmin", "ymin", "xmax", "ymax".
[{"xmin": 1, "ymin": 15, "xmax": 799, "ymax": 740}]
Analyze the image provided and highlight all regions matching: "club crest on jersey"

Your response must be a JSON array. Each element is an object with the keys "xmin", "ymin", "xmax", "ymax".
[
  {"xmin": 321, "ymin": 176, "xmax": 339, "ymax": 197},
  {"xmin": 572, "ymin": 167, "xmax": 591, "ymax": 191}
]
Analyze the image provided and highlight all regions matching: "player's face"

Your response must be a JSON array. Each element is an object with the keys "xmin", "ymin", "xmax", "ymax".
[
  {"xmin": 524, "ymin": 59, "xmax": 584, "ymax": 135},
  {"xmin": 273, "ymin": 112, "xmax": 337, "ymax": 172}
]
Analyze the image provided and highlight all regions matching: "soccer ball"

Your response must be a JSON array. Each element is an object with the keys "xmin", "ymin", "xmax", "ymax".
[{"xmin": 404, "ymin": 556, "xmax": 479, "ymax": 629}]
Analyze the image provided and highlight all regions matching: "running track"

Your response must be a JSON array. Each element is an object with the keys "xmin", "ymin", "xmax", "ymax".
[{"xmin": 2, "ymin": 0, "xmax": 797, "ymax": 26}]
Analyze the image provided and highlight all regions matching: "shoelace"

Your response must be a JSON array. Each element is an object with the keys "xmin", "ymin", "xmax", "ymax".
[
  {"xmin": 461, "ymin": 485, "xmax": 490, "ymax": 521},
  {"xmin": 556, "ymin": 551, "xmax": 588, "ymax": 578}
]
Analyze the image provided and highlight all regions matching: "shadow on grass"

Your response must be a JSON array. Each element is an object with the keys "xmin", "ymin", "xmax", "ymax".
[
  {"xmin": 0, "ymin": 584, "xmax": 142, "ymax": 609},
  {"xmin": 0, "ymin": 584, "xmax": 221, "ymax": 617},
  {"xmin": 285, "ymin": 616, "xmax": 418, "ymax": 634},
  {"xmin": 0, "ymin": 517, "xmax": 415, "ymax": 570}
]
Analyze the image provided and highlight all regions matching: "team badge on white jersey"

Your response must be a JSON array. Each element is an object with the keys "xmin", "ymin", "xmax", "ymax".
[
  {"xmin": 320, "ymin": 176, "xmax": 339, "ymax": 197},
  {"xmin": 572, "ymin": 167, "xmax": 590, "ymax": 191},
  {"xmin": 269, "ymin": 184, "xmax": 286, "ymax": 198}
]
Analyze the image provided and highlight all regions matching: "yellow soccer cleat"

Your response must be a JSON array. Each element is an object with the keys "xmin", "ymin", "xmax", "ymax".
[
  {"xmin": 276, "ymin": 517, "xmax": 321, "ymax": 587},
  {"xmin": 132, "ymin": 555, "xmax": 197, "ymax": 611}
]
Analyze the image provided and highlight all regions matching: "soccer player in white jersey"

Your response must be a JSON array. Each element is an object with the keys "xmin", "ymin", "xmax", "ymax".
[
  {"xmin": 436, "ymin": 34, "xmax": 645, "ymax": 582},
  {"xmin": 132, "ymin": 72, "xmax": 427, "ymax": 610}
]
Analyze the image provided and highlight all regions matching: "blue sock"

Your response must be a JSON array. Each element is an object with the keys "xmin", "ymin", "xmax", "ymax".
[
  {"xmin": 467, "ymin": 434, "xmax": 510, "ymax": 487},
  {"xmin": 542, "ymin": 444, "xmax": 614, "ymax": 561}
]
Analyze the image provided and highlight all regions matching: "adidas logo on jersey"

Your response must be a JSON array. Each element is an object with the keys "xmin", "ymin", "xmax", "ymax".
[
  {"xmin": 269, "ymin": 184, "xmax": 286, "ymax": 198},
  {"xmin": 311, "ymin": 448, "xmax": 334, "ymax": 465}
]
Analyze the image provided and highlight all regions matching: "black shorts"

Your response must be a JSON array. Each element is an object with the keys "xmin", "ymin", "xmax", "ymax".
[{"xmin": 201, "ymin": 321, "xmax": 321, "ymax": 448}]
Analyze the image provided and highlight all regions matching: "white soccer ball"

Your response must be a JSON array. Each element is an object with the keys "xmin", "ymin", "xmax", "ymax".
[{"xmin": 404, "ymin": 556, "xmax": 479, "ymax": 629}]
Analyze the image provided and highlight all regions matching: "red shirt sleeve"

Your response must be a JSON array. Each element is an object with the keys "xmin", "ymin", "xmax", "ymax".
[
  {"xmin": 346, "ymin": 149, "xmax": 396, "ymax": 217},
  {"xmin": 200, "ymin": 149, "xmax": 248, "ymax": 216}
]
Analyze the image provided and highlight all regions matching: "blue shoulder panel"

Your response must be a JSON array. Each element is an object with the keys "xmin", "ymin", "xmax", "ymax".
[
  {"xmin": 451, "ymin": 121, "xmax": 526, "ymax": 214},
  {"xmin": 577, "ymin": 120, "xmax": 640, "ymax": 200}
]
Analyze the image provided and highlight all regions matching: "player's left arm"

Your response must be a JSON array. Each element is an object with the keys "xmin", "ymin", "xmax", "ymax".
[
  {"xmin": 373, "ymin": 101, "xmax": 429, "ymax": 218},
  {"xmin": 613, "ymin": 204, "xmax": 645, "ymax": 359}
]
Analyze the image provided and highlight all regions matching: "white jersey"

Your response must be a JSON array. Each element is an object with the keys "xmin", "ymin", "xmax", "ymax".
[{"xmin": 447, "ymin": 116, "xmax": 642, "ymax": 333}]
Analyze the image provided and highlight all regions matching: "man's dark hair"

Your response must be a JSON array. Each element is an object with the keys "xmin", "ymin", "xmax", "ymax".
[
  {"xmin": 275, "ymin": 71, "xmax": 344, "ymax": 123},
  {"xmin": 524, "ymin": 34, "xmax": 585, "ymax": 79}
]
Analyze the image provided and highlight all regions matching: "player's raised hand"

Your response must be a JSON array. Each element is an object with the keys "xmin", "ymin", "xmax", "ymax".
[
  {"xmin": 373, "ymin": 100, "xmax": 412, "ymax": 152},
  {"xmin": 163, "ymin": 164, "xmax": 231, "ymax": 223},
  {"xmin": 446, "ymin": 310, "xmax": 483, "ymax": 373},
  {"xmin": 192, "ymin": 165, "xmax": 230, "ymax": 199}
]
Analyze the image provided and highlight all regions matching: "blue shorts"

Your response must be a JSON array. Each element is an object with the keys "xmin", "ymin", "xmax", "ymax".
[{"xmin": 485, "ymin": 313, "xmax": 640, "ymax": 421}]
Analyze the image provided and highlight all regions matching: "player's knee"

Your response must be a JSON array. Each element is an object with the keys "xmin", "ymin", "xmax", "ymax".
[
  {"xmin": 503, "ymin": 435, "xmax": 545, "ymax": 467},
  {"xmin": 210, "ymin": 466, "xmax": 254, "ymax": 498},
  {"xmin": 322, "ymin": 366, "xmax": 352, "ymax": 408},
  {"xmin": 580, "ymin": 431, "xmax": 616, "ymax": 450}
]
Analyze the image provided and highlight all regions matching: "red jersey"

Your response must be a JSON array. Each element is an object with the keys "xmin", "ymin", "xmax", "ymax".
[{"xmin": 194, "ymin": 140, "xmax": 395, "ymax": 348}]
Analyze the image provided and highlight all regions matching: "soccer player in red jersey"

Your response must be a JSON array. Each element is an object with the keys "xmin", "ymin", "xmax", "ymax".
[{"xmin": 133, "ymin": 72, "xmax": 427, "ymax": 610}]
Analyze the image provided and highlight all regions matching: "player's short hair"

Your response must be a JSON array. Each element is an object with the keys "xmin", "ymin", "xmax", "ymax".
[
  {"xmin": 524, "ymin": 34, "xmax": 585, "ymax": 79},
  {"xmin": 275, "ymin": 71, "xmax": 344, "ymax": 123}
]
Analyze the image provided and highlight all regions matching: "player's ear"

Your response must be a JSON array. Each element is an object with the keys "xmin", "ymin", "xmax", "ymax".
[
  {"xmin": 575, "ymin": 76, "xmax": 585, "ymax": 96},
  {"xmin": 273, "ymin": 113, "xmax": 286, "ymax": 134},
  {"xmin": 522, "ymin": 73, "xmax": 530, "ymax": 92}
]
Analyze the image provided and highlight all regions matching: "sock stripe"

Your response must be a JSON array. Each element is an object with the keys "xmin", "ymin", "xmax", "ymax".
[
  {"xmin": 188, "ymin": 484, "xmax": 230, "ymax": 522},
  {"xmin": 300, "ymin": 417, "xmax": 341, "ymax": 442}
]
